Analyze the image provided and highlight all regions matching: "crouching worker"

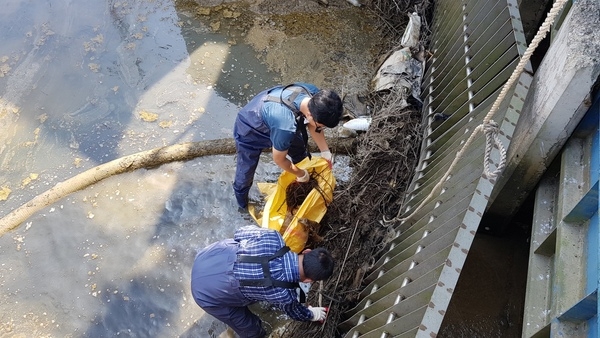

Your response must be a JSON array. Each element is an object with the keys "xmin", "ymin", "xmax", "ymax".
[
  {"xmin": 232, "ymin": 82, "xmax": 343, "ymax": 210},
  {"xmin": 191, "ymin": 225, "xmax": 334, "ymax": 338}
]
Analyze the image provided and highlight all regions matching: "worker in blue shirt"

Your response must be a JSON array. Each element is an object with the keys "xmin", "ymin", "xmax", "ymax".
[
  {"xmin": 233, "ymin": 82, "xmax": 343, "ymax": 209},
  {"xmin": 191, "ymin": 225, "xmax": 334, "ymax": 338}
]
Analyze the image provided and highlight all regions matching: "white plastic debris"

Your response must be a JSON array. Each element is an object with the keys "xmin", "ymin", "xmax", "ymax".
[
  {"xmin": 343, "ymin": 117, "xmax": 372, "ymax": 131},
  {"xmin": 401, "ymin": 12, "xmax": 421, "ymax": 48},
  {"xmin": 371, "ymin": 47, "xmax": 413, "ymax": 91},
  {"xmin": 371, "ymin": 45, "xmax": 424, "ymax": 105}
]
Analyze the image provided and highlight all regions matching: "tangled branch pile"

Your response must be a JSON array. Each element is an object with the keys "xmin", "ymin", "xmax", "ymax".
[
  {"xmin": 282, "ymin": 0, "xmax": 432, "ymax": 336},
  {"xmin": 371, "ymin": 0, "xmax": 434, "ymax": 48},
  {"xmin": 288, "ymin": 92, "xmax": 422, "ymax": 338}
]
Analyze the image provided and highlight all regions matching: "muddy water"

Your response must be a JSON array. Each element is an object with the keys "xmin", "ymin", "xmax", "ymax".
[{"xmin": 0, "ymin": 0, "xmax": 366, "ymax": 337}]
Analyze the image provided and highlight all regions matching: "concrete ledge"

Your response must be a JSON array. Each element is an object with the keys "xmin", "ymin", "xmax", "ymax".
[{"xmin": 487, "ymin": 0, "xmax": 600, "ymax": 228}]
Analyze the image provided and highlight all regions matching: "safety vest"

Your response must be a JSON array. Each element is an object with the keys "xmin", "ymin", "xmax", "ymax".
[
  {"xmin": 264, "ymin": 84, "xmax": 314, "ymax": 160},
  {"xmin": 237, "ymin": 245, "xmax": 307, "ymax": 302}
]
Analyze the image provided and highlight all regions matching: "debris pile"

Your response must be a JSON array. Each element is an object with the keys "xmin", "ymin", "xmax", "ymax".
[{"xmin": 283, "ymin": 0, "xmax": 433, "ymax": 336}]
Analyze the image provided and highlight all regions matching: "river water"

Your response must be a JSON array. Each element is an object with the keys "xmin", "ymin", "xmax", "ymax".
[{"xmin": 0, "ymin": 0, "xmax": 368, "ymax": 337}]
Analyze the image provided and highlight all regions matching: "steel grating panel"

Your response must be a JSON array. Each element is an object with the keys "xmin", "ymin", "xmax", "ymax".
[
  {"xmin": 366, "ymin": 191, "xmax": 479, "ymax": 281},
  {"xmin": 339, "ymin": 0, "xmax": 532, "ymax": 336}
]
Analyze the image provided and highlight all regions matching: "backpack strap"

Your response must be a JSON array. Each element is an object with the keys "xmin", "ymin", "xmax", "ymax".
[
  {"xmin": 237, "ymin": 246, "xmax": 300, "ymax": 289},
  {"xmin": 265, "ymin": 84, "xmax": 313, "ymax": 114},
  {"xmin": 264, "ymin": 84, "xmax": 314, "ymax": 160}
]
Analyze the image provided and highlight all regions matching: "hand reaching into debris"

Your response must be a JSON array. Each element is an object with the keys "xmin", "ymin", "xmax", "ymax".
[{"xmin": 308, "ymin": 306, "xmax": 328, "ymax": 322}]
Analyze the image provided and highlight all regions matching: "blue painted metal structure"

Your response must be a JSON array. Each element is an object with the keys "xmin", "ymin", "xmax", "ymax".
[
  {"xmin": 560, "ymin": 91, "xmax": 599, "ymax": 336},
  {"xmin": 523, "ymin": 90, "xmax": 600, "ymax": 337}
]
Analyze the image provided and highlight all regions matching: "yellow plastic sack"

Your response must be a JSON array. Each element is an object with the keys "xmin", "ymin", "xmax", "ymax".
[{"xmin": 249, "ymin": 157, "xmax": 335, "ymax": 252}]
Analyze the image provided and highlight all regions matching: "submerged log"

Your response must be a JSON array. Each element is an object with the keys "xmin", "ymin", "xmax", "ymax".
[{"xmin": 0, "ymin": 137, "xmax": 356, "ymax": 235}]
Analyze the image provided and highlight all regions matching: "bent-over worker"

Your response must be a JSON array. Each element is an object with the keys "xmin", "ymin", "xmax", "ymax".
[
  {"xmin": 191, "ymin": 225, "xmax": 334, "ymax": 338},
  {"xmin": 233, "ymin": 82, "xmax": 343, "ymax": 209}
]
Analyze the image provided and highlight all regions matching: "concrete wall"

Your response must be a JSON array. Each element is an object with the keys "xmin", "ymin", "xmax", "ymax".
[{"xmin": 487, "ymin": 0, "xmax": 600, "ymax": 229}]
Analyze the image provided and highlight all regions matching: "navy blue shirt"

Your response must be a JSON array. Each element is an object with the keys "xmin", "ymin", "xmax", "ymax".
[{"xmin": 261, "ymin": 83, "xmax": 319, "ymax": 151}]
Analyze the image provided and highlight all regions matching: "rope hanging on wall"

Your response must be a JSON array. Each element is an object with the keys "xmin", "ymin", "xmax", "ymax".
[{"xmin": 385, "ymin": 0, "xmax": 570, "ymax": 224}]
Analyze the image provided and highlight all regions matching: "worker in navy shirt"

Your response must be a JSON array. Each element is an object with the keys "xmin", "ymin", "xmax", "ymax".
[
  {"xmin": 233, "ymin": 82, "xmax": 343, "ymax": 209},
  {"xmin": 191, "ymin": 225, "xmax": 334, "ymax": 338}
]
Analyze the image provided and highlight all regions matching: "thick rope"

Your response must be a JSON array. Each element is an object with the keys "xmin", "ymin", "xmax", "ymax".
[
  {"xmin": 483, "ymin": 120, "xmax": 506, "ymax": 177},
  {"xmin": 385, "ymin": 0, "xmax": 569, "ymax": 224}
]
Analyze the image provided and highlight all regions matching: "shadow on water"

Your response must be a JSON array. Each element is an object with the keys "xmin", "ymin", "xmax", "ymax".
[
  {"xmin": 83, "ymin": 279, "xmax": 178, "ymax": 337},
  {"xmin": 175, "ymin": 6, "xmax": 280, "ymax": 107},
  {"xmin": 179, "ymin": 316, "xmax": 230, "ymax": 338},
  {"xmin": 80, "ymin": 2, "xmax": 285, "ymax": 335},
  {"xmin": 0, "ymin": 0, "xmax": 280, "ymax": 337},
  {"xmin": 0, "ymin": 0, "xmax": 265, "ymax": 210}
]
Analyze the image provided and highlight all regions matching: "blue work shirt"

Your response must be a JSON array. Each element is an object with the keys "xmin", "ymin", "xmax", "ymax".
[
  {"xmin": 261, "ymin": 82, "xmax": 319, "ymax": 151},
  {"xmin": 233, "ymin": 226, "xmax": 314, "ymax": 321}
]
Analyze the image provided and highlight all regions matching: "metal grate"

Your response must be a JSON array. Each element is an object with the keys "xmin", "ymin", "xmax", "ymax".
[{"xmin": 339, "ymin": 0, "xmax": 531, "ymax": 336}]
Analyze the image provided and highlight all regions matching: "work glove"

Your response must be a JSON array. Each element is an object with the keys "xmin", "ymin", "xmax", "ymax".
[
  {"xmin": 296, "ymin": 169, "xmax": 310, "ymax": 183},
  {"xmin": 308, "ymin": 306, "xmax": 327, "ymax": 322},
  {"xmin": 320, "ymin": 150, "xmax": 333, "ymax": 169}
]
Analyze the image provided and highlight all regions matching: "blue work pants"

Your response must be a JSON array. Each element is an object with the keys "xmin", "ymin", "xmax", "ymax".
[
  {"xmin": 232, "ymin": 88, "xmax": 308, "ymax": 208},
  {"xmin": 191, "ymin": 239, "xmax": 266, "ymax": 338}
]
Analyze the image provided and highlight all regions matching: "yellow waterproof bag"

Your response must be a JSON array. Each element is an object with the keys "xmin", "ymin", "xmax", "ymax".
[{"xmin": 250, "ymin": 157, "xmax": 335, "ymax": 252}]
